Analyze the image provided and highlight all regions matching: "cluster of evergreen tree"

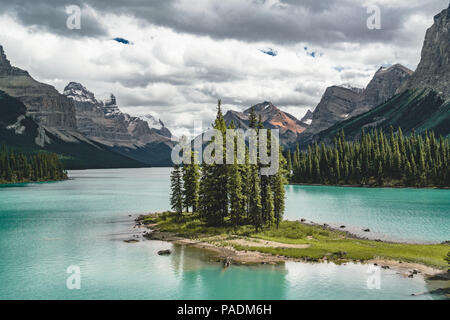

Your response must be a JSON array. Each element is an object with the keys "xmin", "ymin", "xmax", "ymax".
[
  {"xmin": 0, "ymin": 145, "xmax": 67, "ymax": 183},
  {"xmin": 287, "ymin": 128, "xmax": 450, "ymax": 187},
  {"xmin": 171, "ymin": 101, "xmax": 288, "ymax": 229}
]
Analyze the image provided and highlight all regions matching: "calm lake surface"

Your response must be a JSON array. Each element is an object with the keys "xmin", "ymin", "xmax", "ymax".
[{"xmin": 0, "ymin": 168, "xmax": 448, "ymax": 300}]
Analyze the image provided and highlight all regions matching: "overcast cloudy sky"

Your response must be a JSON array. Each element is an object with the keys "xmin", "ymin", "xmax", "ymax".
[{"xmin": 0, "ymin": 0, "xmax": 448, "ymax": 137}]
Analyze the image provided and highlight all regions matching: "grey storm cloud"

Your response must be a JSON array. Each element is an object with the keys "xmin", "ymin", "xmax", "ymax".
[
  {"xmin": 0, "ymin": 0, "xmax": 448, "ymax": 45},
  {"xmin": 110, "ymin": 67, "xmax": 244, "ymax": 89},
  {"xmin": 0, "ymin": 0, "xmax": 108, "ymax": 38}
]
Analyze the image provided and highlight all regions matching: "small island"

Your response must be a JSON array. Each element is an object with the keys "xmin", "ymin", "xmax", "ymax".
[{"xmin": 138, "ymin": 211, "xmax": 449, "ymax": 278}]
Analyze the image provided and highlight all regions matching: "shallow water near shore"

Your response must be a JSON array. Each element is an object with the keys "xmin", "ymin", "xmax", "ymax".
[{"xmin": 0, "ymin": 168, "xmax": 448, "ymax": 299}]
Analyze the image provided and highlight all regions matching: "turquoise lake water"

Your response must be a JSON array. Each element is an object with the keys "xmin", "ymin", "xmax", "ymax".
[{"xmin": 0, "ymin": 168, "xmax": 448, "ymax": 300}]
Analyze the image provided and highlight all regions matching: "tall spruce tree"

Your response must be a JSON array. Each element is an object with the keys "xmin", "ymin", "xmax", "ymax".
[
  {"xmin": 227, "ymin": 121, "xmax": 245, "ymax": 227},
  {"xmin": 170, "ymin": 165, "xmax": 183, "ymax": 215},
  {"xmin": 198, "ymin": 100, "xmax": 228, "ymax": 225},
  {"xmin": 249, "ymin": 164, "xmax": 263, "ymax": 231},
  {"xmin": 182, "ymin": 152, "xmax": 200, "ymax": 213}
]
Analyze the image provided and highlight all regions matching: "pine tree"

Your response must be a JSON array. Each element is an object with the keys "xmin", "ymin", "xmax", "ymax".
[
  {"xmin": 248, "ymin": 164, "xmax": 263, "ymax": 231},
  {"xmin": 182, "ymin": 152, "xmax": 200, "ymax": 213},
  {"xmin": 198, "ymin": 100, "xmax": 228, "ymax": 225},
  {"xmin": 265, "ymin": 184, "xmax": 275, "ymax": 226},
  {"xmin": 286, "ymin": 150, "xmax": 292, "ymax": 177},
  {"xmin": 228, "ymin": 157, "xmax": 245, "ymax": 228},
  {"xmin": 170, "ymin": 165, "xmax": 183, "ymax": 215},
  {"xmin": 273, "ymin": 168, "xmax": 285, "ymax": 228}
]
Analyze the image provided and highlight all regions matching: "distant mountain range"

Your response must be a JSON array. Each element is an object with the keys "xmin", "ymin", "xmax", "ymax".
[
  {"xmin": 63, "ymin": 82, "xmax": 174, "ymax": 166},
  {"xmin": 0, "ymin": 90, "xmax": 144, "ymax": 169},
  {"xmin": 222, "ymin": 61, "xmax": 416, "ymax": 149},
  {"xmin": 0, "ymin": 46, "xmax": 174, "ymax": 168}
]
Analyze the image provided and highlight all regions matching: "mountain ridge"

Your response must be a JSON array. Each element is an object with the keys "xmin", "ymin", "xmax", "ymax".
[
  {"xmin": 296, "ymin": 63, "xmax": 414, "ymax": 148},
  {"xmin": 0, "ymin": 45, "xmax": 77, "ymax": 130},
  {"xmin": 224, "ymin": 101, "xmax": 308, "ymax": 146},
  {"xmin": 0, "ymin": 90, "xmax": 146, "ymax": 169},
  {"xmin": 63, "ymin": 82, "xmax": 174, "ymax": 166}
]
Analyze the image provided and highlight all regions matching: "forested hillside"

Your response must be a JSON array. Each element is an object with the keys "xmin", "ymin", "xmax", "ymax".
[{"xmin": 288, "ymin": 128, "xmax": 450, "ymax": 188}]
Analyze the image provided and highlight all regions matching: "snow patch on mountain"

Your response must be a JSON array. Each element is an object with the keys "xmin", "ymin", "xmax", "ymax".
[{"xmin": 138, "ymin": 114, "xmax": 164, "ymax": 130}]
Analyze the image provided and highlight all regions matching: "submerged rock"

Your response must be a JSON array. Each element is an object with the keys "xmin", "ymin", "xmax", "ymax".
[
  {"xmin": 223, "ymin": 257, "xmax": 232, "ymax": 268},
  {"xmin": 124, "ymin": 239, "xmax": 139, "ymax": 243},
  {"xmin": 158, "ymin": 249, "xmax": 172, "ymax": 256}
]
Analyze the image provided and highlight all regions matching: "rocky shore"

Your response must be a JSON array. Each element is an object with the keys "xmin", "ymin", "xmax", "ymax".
[{"xmin": 132, "ymin": 214, "xmax": 448, "ymax": 279}]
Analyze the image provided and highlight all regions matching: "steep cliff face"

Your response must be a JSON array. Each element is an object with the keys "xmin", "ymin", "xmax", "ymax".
[
  {"xmin": 0, "ymin": 45, "xmax": 77, "ymax": 130},
  {"xmin": 224, "ymin": 101, "xmax": 308, "ymax": 146},
  {"xmin": 306, "ymin": 86, "xmax": 361, "ymax": 135},
  {"xmin": 402, "ymin": 4, "xmax": 450, "ymax": 99},
  {"xmin": 297, "ymin": 64, "xmax": 412, "ymax": 147},
  {"xmin": 63, "ymin": 82, "xmax": 172, "ymax": 145},
  {"xmin": 355, "ymin": 64, "xmax": 413, "ymax": 116},
  {"xmin": 300, "ymin": 109, "xmax": 313, "ymax": 124},
  {"xmin": 63, "ymin": 82, "xmax": 174, "ymax": 166}
]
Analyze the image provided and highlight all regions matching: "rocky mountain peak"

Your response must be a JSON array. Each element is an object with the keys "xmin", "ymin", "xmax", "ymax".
[
  {"xmin": 302, "ymin": 64, "xmax": 412, "ymax": 137},
  {"xmin": 377, "ymin": 64, "xmax": 413, "ymax": 76},
  {"xmin": 352, "ymin": 63, "xmax": 413, "ymax": 116},
  {"xmin": 63, "ymin": 82, "xmax": 172, "ymax": 143},
  {"xmin": 0, "ymin": 45, "xmax": 28, "ymax": 76},
  {"xmin": 102, "ymin": 93, "xmax": 120, "ymax": 116},
  {"xmin": 301, "ymin": 109, "xmax": 313, "ymax": 124},
  {"xmin": 63, "ymin": 82, "xmax": 99, "ymax": 104},
  {"xmin": 0, "ymin": 45, "xmax": 10, "ymax": 67},
  {"xmin": 0, "ymin": 44, "xmax": 75, "ymax": 129},
  {"xmin": 305, "ymin": 85, "xmax": 360, "ymax": 135},
  {"xmin": 247, "ymin": 101, "xmax": 276, "ymax": 112},
  {"xmin": 337, "ymin": 84, "xmax": 364, "ymax": 95},
  {"xmin": 104, "ymin": 93, "xmax": 116, "ymax": 106},
  {"xmin": 402, "ymin": 4, "xmax": 450, "ymax": 99},
  {"xmin": 138, "ymin": 114, "xmax": 165, "ymax": 130},
  {"xmin": 224, "ymin": 101, "xmax": 308, "ymax": 146}
]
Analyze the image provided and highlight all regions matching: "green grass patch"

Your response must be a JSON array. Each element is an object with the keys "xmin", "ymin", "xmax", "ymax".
[{"xmin": 145, "ymin": 212, "xmax": 449, "ymax": 269}]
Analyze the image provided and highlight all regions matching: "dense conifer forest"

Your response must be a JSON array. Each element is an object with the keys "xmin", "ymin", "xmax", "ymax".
[
  {"xmin": 287, "ymin": 128, "xmax": 450, "ymax": 188},
  {"xmin": 0, "ymin": 145, "xmax": 68, "ymax": 183}
]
